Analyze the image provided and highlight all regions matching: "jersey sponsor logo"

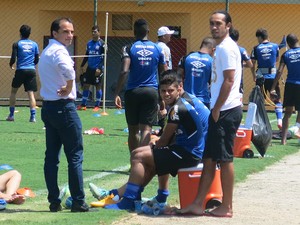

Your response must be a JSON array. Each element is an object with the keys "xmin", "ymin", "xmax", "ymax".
[
  {"xmin": 22, "ymin": 44, "xmax": 33, "ymax": 52},
  {"xmin": 260, "ymin": 48, "xmax": 272, "ymax": 54},
  {"xmin": 289, "ymin": 54, "xmax": 300, "ymax": 60},
  {"xmin": 191, "ymin": 61, "xmax": 205, "ymax": 69},
  {"xmin": 137, "ymin": 49, "xmax": 153, "ymax": 57}
]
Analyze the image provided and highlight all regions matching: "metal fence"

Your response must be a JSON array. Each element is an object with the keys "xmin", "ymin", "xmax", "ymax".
[{"xmin": 0, "ymin": 0, "xmax": 298, "ymax": 107}]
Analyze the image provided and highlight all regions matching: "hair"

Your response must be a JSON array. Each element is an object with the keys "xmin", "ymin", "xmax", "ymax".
[
  {"xmin": 50, "ymin": 17, "xmax": 73, "ymax": 38},
  {"xmin": 286, "ymin": 33, "xmax": 299, "ymax": 48},
  {"xmin": 92, "ymin": 25, "xmax": 100, "ymax": 31},
  {"xmin": 19, "ymin": 25, "xmax": 31, "ymax": 38},
  {"xmin": 200, "ymin": 37, "xmax": 216, "ymax": 49},
  {"xmin": 160, "ymin": 69, "xmax": 182, "ymax": 86},
  {"xmin": 230, "ymin": 28, "xmax": 239, "ymax": 42},
  {"xmin": 134, "ymin": 19, "xmax": 149, "ymax": 38},
  {"xmin": 255, "ymin": 28, "xmax": 268, "ymax": 40},
  {"xmin": 211, "ymin": 10, "xmax": 233, "ymax": 33}
]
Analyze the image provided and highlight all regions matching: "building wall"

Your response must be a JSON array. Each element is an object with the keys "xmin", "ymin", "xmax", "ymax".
[{"xmin": 0, "ymin": 1, "xmax": 299, "ymax": 104}]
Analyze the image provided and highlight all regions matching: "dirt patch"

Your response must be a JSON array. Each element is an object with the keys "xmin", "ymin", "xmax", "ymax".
[{"xmin": 113, "ymin": 150, "xmax": 300, "ymax": 225}]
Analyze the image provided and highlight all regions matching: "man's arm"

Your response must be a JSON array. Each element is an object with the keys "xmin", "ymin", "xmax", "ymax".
[
  {"xmin": 271, "ymin": 55, "xmax": 285, "ymax": 93},
  {"xmin": 114, "ymin": 57, "xmax": 130, "ymax": 108},
  {"xmin": 211, "ymin": 69, "xmax": 235, "ymax": 122},
  {"xmin": 155, "ymin": 123, "xmax": 177, "ymax": 147},
  {"xmin": 9, "ymin": 43, "xmax": 18, "ymax": 69},
  {"xmin": 250, "ymin": 59, "xmax": 257, "ymax": 82}
]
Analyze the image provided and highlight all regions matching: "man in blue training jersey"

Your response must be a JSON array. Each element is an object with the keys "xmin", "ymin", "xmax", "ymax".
[
  {"xmin": 251, "ymin": 28, "xmax": 283, "ymax": 129},
  {"xmin": 114, "ymin": 19, "xmax": 167, "ymax": 152},
  {"xmin": 178, "ymin": 37, "xmax": 216, "ymax": 109},
  {"xmin": 230, "ymin": 29, "xmax": 253, "ymax": 96},
  {"xmin": 93, "ymin": 70, "xmax": 209, "ymax": 211},
  {"xmin": 78, "ymin": 25, "xmax": 105, "ymax": 112},
  {"xmin": 271, "ymin": 34, "xmax": 300, "ymax": 145},
  {"xmin": 7, "ymin": 24, "xmax": 39, "ymax": 122}
]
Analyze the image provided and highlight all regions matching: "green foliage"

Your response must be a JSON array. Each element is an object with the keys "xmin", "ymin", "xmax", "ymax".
[{"xmin": 0, "ymin": 107, "xmax": 299, "ymax": 224}]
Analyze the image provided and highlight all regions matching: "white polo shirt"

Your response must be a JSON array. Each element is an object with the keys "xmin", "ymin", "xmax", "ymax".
[{"xmin": 38, "ymin": 39, "xmax": 76, "ymax": 101}]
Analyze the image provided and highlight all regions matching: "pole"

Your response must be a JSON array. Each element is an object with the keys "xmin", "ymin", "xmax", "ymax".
[
  {"xmin": 101, "ymin": 12, "xmax": 109, "ymax": 115},
  {"xmin": 225, "ymin": 0, "xmax": 229, "ymax": 12},
  {"xmin": 94, "ymin": 0, "xmax": 98, "ymax": 26}
]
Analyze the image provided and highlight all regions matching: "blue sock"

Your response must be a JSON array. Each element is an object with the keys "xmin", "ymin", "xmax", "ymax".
[
  {"xmin": 275, "ymin": 102, "xmax": 283, "ymax": 120},
  {"xmin": 137, "ymin": 186, "xmax": 144, "ymax": 201},
  {"xmin": 9, "ymin": 107, "xmax": 15, "ymax": 117},
  {"xmin": 30, "ymin": 108, "xmax": 36, "ymax": 118},
  {"xmin": 95, "ymin": 90, "xmax": 102, "ymax": 107},
  {"xmin": 156, "ymin": 189, "xmax": 169, "ymax": 203},
  {"xmin": 109, "ymin": 189, "xmax": 119, "ymax": 197},
  {"xmin": 106, "ymin": 182, "xmax": 140, "ymax": 210},
  {"xmin": 82, "ymin": 90, "xmax": 90, "ymax": 106}
]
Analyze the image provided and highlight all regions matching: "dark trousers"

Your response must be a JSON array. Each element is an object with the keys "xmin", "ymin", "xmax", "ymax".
[{"xmin": 41, "ymin": 99, "xmax": 85, "ymax": 205}]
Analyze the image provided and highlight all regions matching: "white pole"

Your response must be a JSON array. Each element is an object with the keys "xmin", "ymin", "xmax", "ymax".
[{"xmin": 101, "ymin": 12, "xmax": 109, "ymax": 115}]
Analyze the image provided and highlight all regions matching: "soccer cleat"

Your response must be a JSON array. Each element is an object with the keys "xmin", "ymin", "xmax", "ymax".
[
  {"xmin": 6, "ymin": 116, "xmax": 14, "ymax": 122},
  {"xmin": 29, "ymin": 117, "xmax": 36, "ymax": 123},
  {"xmin": 77, "ymin": 105, "xmax": 87, "ymax": 111},
  {"xmin": 89, "ymin": 183, "xmax": 110, "ymax": 200},
  {"xmin": 93, "ymin": 106, "xmax": 100, "ymax": 112},
  {"xmin": 49, "ymin": 202, "xmax": 62, "ymax": 212},
  {"xmin": 90, "ymin": 194, "xmax": 118, "ymax": 208}
]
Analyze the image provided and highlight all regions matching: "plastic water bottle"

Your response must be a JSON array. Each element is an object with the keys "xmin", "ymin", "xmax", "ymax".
[
  {"xmin": 141, "ymin": 202, "xmax": 153, "ymax": 215},
  {"xmin": 0, "ymin": 199, "xmax": 7, "ymax": 211}
]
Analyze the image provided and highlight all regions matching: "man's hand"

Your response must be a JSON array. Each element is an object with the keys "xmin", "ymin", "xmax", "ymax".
[
  {"xmin": 95, "ymin": 69, "xmax": 102, "ymax": 76},
  {"xmin": 211, "ymin": 108, "xmax": 220, "ymax": 122},
  {"xmin": 57, "ymin": 85, "xmax": 72, "ymax": 97},
  {"xmin": 115, "ymin": 95, "xmax": 122, "ymax": 109}
]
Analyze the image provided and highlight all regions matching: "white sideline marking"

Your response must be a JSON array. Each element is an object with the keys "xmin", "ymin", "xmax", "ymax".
[{"xmin": 34, "ymin": 164, "xmax": 130, "ymax": 196}]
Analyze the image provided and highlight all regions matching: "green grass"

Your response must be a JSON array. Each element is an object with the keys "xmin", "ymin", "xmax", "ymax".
[{"xmin": 0, "ymin": 105, "xmax": 299, "ymax": 225}]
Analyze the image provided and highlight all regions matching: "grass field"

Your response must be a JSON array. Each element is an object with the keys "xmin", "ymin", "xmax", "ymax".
[{"xmin": 0, "ymin": 105, "xmax": 299, "ymax": 225}]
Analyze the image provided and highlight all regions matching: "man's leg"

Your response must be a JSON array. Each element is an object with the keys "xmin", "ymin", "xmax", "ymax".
[
  {"xmin": 78, "ymin": 84, "xmax": 90, "ymax": 109},
  {"xmin": 7, "ymin": 88, "xmax": 18, "ymax": 121},
  {"xmin": 139, "ymin": 124, "xmax": 152, "ymax": 147},
  {"xmin": 94, "ymin": 83, "xmax": 102, "ymax": 110},
  {"xmin": 0, "ymin": 170, "xmax": 21, "ymax": 196},
  {"xmin": 209, "ymin": 161, "xmax": 234, "ymax": 216},
  {"xmin": 105, "ymin": 146, "xmax": 156, "ymax": 210},
  {"xmin": 27, "ymin": 91, "xmax": 36, "ymax": 122},
  {"xmin": 128, "ymin": 124, "xmax": 140, "ymax": 152},
  {"xmin": 179, "ymin": 158, "xmax": 216, "ymax": 215},
  {"xmin": 281, "ymin": 106, "xmax": 293, "ymax": 145}
]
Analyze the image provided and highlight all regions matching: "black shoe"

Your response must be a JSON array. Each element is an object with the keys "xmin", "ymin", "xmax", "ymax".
[
  {"xmin": 71, "ymin": 201, "xmax": 89, "ymax": 212},
  {"xmin": 49, "ymin": 202, "xmax": 62, "ymax": 212}
]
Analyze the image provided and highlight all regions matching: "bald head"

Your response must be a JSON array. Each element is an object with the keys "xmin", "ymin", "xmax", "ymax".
[{"xmin": 286, "ymin": 33, "xmax": 299, "ymax": 48}]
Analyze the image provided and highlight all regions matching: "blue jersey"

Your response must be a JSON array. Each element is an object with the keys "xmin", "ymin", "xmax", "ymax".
[
  {"xmin": 10, "ymin": 39, "xmax": 39, "ymax": 70},
  {"xmin": 122, "ymin": 40, "xmax": 165, "ymax": 90},
  {"xmin": 281, "ymin": 47, "xmax": 300, "ymax": 85},
  {"xmin": 251, "ymin": 42, "xmax": 279, "ymax": 79},
  {"xmin": 168, "ymin": 92, "xmax": 209, "ymax": 158},
  {"xmin": 178, "ymin": 51, "xmax": 212, "ymax": 104},
  {"xmin": 81, "ymin": 39, "xmax": 104, "ymax": 70},
  {"xmin": 239, "ymin": 46, "xmax": 251, "ymax": 93}
]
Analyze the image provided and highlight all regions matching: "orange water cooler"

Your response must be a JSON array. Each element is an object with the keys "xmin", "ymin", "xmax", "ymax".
[
  {"xmin": 178, "ymin": 164, "xmax": 223, "ymax": 209},
  {"xmin": 233, "ymin": 102, "xmax": 257, "ymax": 158}
]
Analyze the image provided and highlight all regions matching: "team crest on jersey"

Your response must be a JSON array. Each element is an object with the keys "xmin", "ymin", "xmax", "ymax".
[
  {"xmin": 191, "ymin": 61, "xmax": 205, "ymax": 69},
  {"xmin": 289, "ymin": 54, "xmax": 300, "ymax": 60},
  {"xmin": 170, "ymin": 105, "xmax": 179, "ymax": 121},
  {"xmin": 137, "ymin": 49, "xmax": 153, "ymax": 57},
  {"xmin": 260, "ymin": 48, "xmax": 272, "ymax": 54}
]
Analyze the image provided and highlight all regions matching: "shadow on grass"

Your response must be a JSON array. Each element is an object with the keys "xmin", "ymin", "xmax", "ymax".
[
  {"xmin": 83, "ymin": 169, "xmax": 130, "ymax": 175},
  {"xmin": 0, "ymin": 208, "xmax": 50, "ymax": 213}
]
